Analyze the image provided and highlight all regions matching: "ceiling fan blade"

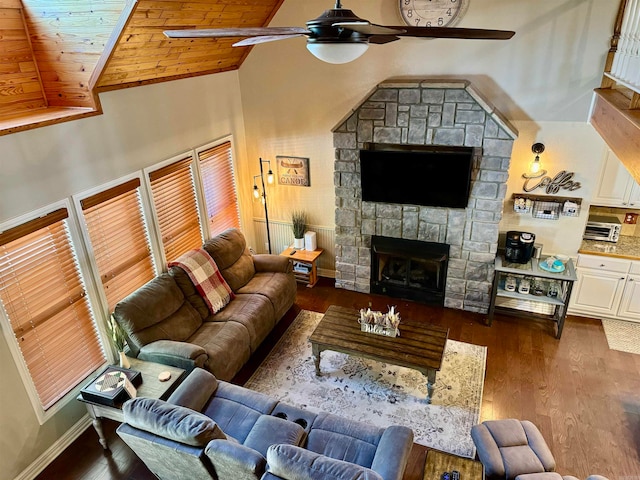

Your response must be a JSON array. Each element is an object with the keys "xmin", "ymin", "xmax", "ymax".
[
  {"xmin": 368, "ymin": 35, "xmax": 401, "ymax": 45},
  {"xmin": 332, "ymin": 22, "xmax": 405, "ymax": 36},
  {"xmin": 163, "ymin": 27, "xmax": 310, "ymax": 39},
  {"xmin": 387, "ymin": 26, "xmax": 515, "ymax": 40},
  {"xmin": 233, "ymin": 34, "xmax": 306, "ymax": 47}
]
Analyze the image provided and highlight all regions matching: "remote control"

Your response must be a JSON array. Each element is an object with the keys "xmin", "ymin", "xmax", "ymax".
[
  {"xmin": 290, "ymin": 250, "xmax": 296, "ymax": 255},
  {"xmin": 452, "ymin": 470, "xmax": 460, "ymax": 480}
]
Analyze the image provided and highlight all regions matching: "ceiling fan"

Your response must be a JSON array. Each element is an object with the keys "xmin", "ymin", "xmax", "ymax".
[{"xmin": 163, "ymin": 1, "xmax": 515, "ymax": 64}]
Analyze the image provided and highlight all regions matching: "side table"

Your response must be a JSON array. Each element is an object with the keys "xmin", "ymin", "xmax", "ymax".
[
  {"xmin": 487, "ymin": 255, "xmax": 577, "ymax": 339},
  {"xmin": 280, "ymin": 246, "xmax": 324, "ymax": 287},
  {"xmin": 424, "ymin": 450, "xmax": 484, "ymax": 480},
  {"xmin": 78, "ymin": 357, "xmax": 185, "ymax": 449}
]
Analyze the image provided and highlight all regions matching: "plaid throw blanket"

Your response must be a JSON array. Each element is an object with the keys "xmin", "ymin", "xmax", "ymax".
[{"xmin": 169, "ymin": 249, "xmax": 234, "ymax": 314}]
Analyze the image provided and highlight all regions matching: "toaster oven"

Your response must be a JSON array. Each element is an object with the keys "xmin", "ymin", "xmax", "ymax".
[{"xmin": 583, "ymin": 215, "xmax": 621, "ymax": 243}]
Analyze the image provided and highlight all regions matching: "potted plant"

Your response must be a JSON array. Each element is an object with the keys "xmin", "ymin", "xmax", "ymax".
[
  {"xmin": 108, "ymin": 315, "xmax": 130, "ymax": 368},
  {"xmin": 291, "ymin": 210, "xmax": 307, "ymax": 249}
]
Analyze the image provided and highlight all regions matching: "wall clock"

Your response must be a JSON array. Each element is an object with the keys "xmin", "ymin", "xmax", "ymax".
[{"xmin": 398, "ymin": 0, "xmax": 469, "ymax": 28}]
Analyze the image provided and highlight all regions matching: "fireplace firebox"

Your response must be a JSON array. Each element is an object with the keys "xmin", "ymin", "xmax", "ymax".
[{"xmin": 371, "ymin": 236, "xmax": 449, "ymax": 305}]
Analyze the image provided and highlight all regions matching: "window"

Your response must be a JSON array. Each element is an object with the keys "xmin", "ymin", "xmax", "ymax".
[
  {"xmin": 79, "ymin": 178, "xmax": 155, "ymax": 312},
  {"xmin": 0, "ymin": 207, "xmax": 105, "ymax": 414},
  {"xmin": 147, "ymin": 153, "xmax": 204, "ymax": 263},
  {"xmin": 196, "ymin": 140, "xmax": 241, "ymax": 236}
]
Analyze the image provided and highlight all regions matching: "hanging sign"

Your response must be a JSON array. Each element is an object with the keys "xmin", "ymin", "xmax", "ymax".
[{"xmin": 522, "ymin": 170, "xmax": 581, "ymax": 194}]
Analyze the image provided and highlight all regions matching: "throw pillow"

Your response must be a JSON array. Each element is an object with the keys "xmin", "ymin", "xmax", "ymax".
[
  {"xmin": 123, "ymin": 397, "xmax": 227, "ymax": 447},
  {"xmin": 168, "ymin": 248, "xmax": 234, "ymax": 314}
]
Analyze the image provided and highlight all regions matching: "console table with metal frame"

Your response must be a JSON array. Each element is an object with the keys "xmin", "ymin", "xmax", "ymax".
[{"xmin": 487, "ymin": 255, "xmax": 577, "ymax": 339}]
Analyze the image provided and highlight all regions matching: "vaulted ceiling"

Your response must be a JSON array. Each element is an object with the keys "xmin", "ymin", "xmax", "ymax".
[
  {"xmin": 0, "ymin": 0, "xmax": 284, "ymax": 136},
  {"xmin": 94, "ymin": 0, "xmax": 285, "ymax": 91}
]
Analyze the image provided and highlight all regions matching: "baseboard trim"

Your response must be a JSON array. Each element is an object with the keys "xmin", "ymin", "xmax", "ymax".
[
  {"xmin": 318, "ymin": 268, "xmax": 335, "ymax": 279},
  {"xmin": 14, "ymin": 415, "xmax": 92, "ymax": 480}
]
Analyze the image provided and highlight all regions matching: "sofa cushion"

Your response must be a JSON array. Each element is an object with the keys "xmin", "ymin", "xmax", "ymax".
[
  {"xmin": 201, "ymin": 381, "xmax": 277, "ymax": 443},
  {"xmin": 203, "ymin": 228, "xmax": 256, "ymax": 291},
  {"xmin": 307, "ymin": 412, "xmax": 383, "ymax": 469},
  {"xmin": 266, "ymin": 444, "xmax": 384, "ymax": 480},
  {"xmin": 169, "ymin": 266, "xmax": 210, "ymax": 319},
  {"xmin": 123, "ymin": 398, "xmax": 227, "ymax": 447},
  {"xmin": 167, "ymin": 368, "xmax": 219, "ymax": 412},
  {"xmin": 114, "ymin": 274, "xmax": 202, "ymax": 356},
  {"xmin": 209, "ymin": 293, "xmax": 275, "ymax": 352},
  {"xmin": 244, "ymin": 415, "xmax": 306, "ymax": 456},
  {"xmin": 169, "ymin": 248, "xmax": 234, "ymax": 315},
  {"xmin": 188, "ymin": 321, "xmax": 251, "ymax": 381},
  {"xmin": 236, "ymin": 272, "xmax": 297, "ymax": 320}
]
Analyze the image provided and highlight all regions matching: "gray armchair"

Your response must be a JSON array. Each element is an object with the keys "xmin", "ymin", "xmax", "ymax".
[{"xmin": 471, "ymin": 419, "xmax": 609, "ymax": 480}]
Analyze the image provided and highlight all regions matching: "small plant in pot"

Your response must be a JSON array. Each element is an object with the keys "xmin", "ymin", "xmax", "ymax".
[
  {"xmin": 291, "ymin": 210, "xmax": 307, "ymax": 249},
  {"xmin": 108, "ymin": 315, "xmax": 130, "ymax": 368}
]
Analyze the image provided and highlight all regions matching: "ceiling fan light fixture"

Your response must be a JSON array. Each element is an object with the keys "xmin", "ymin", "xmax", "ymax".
[{"xmin": 306, "ymin": 41, "xmax": 369, "ymax": 64}]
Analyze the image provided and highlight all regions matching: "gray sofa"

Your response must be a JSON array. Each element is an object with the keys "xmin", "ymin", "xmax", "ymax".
[
  {"xmin": 113, "ymin": 228, "xmax": 297, "ymax": 381},
  {"xmin": 117, "ymin": 368, "xmax": 414, "ymax": 480}
]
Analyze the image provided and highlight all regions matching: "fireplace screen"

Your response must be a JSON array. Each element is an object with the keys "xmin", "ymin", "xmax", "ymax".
[{"xmin": 371, "ymin": 236, "xmax": 449, "ymax": 305}]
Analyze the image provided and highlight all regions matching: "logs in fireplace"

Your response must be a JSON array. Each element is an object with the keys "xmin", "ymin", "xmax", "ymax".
[{"xmin": 370, "ymin": 236, "xmax": 449, "ymax": 305}]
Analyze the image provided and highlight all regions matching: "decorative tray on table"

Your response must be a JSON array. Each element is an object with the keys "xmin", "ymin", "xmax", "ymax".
[{"xmin": 538, "ymin": 257, "xmax": 566, "ymax": 273}]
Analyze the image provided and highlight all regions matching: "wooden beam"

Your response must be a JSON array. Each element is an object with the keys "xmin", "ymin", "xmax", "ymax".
[
  {"xmin": 89, "ymin": 0, "xmax": 138, "ymax": 91},
  {"xmin": 590, "ymin": 88, "xmax": 640, "ymax": 183},
  {"xmin": 0, "ymin": 106, "xmax": 100, "ymax": 136}
]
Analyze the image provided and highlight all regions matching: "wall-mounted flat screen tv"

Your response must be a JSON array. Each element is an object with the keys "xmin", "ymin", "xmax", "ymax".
[{"xmin": 359, "ymin": 144, "xmax": 474, "ymax": 209}]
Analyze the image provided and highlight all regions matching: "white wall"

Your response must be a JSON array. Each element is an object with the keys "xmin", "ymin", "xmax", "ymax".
[
  {"xmin": 0, "ymin": 71, "xmax": 248, "ymax": 480},
  {"xmin": 502, "ymin": 121, "xmax": 609, "ymax": 255},
  {"xmin": 237, "ymin": 0, "xmax": 617, "ymax": 250}
]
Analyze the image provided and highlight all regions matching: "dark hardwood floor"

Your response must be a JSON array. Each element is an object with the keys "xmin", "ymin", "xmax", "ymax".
[{"xmin": 35, "ymin": 278, "xmax": 639, "ymax": 480}]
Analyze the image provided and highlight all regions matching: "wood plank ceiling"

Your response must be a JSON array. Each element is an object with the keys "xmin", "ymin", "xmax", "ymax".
[
  {"xmin": 0, "ymin": 0, "xmax": 284, "ymax": 135},
  {"xmin": 94, "ymin": 0, "xmax": 285, "ymax": 91}
]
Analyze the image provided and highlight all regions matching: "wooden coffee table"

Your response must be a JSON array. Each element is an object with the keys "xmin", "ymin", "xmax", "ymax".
[
  {"xmin": 310, "ymin": 305, "xmax": 449, "ymax": 403},
  {"xmin": 423, "ymin": 450, "xmax": 484, "ymax": 480}
]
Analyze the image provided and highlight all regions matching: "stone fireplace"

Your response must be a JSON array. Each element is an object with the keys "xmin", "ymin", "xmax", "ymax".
[
  {"xmin": 332, "ymin": 79, "xmax": 517, "ymax": 313},
  {"xmin": 371, "ymin": 235, "xmax": 449, "ymax": 305}
]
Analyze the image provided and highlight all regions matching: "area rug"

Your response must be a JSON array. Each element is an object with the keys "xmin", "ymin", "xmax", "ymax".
[
  {"xmin": 602, "ymin": 318, "xmax": 640, "ymax": 354},
  {"xmin": 245, "ymin": 310, "xmax": 487, "ymax": 458}
]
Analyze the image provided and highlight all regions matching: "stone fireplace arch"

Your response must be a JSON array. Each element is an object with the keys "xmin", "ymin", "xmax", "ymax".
[{"xmin": 332, "ymin": 79, "xmax": 517, "ymax": 313}]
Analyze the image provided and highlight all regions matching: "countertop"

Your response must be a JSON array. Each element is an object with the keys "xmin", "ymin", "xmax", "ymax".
[{"xmin": 578, "ymin": 236, "xmax": 640, "ymax": 260}]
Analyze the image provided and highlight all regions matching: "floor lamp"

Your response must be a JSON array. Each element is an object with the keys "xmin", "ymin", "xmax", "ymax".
[{"xmin": 253, "ymin": 158, "xmax": 274, "ymax": 253}]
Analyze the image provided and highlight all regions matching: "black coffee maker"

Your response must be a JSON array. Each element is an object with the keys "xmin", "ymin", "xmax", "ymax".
[{"xmin": 505, "ymin": 231, "xmax": 536, "ymax": 264}]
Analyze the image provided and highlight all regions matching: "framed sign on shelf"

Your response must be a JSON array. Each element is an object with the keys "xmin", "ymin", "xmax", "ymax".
[{"xmin": 276, "ymin": 156, "xmax": 310, "ymax": 187}]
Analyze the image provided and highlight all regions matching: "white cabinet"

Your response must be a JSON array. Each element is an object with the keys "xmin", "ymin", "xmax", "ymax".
[
  {"xmin": 592, "ymin": 150, "xmax": 640, "ymax": 207},
  {"xmin": 570, "ymin": 268, "xmax": 626, "ymax": 315},
  {"xmin": 569, "ymin": 254, "xmax": 640, "ymax": 322},
  {"xmin": 618, "ymin": 262, "xmax": 640, "ymax": 321}
]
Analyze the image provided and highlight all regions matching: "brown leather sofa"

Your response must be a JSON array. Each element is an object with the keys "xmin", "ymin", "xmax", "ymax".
[{"xmin": 113, "ymin": 228, "xmax": 297, "ymax": 381}]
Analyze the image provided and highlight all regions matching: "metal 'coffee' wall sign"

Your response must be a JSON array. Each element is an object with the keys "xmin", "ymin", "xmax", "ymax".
[{"xmin": 522, "ymin": 170, "xmax": 581, "ymax": 194}]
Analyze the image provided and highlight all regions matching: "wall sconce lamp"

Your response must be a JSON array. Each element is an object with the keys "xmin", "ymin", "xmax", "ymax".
[
  {"xmin": 525, "ymin": 143, "xmax": 546, "ymax": 177},
  {"xmin": 253, "ymin": 158, "xmax": 274, "ymax": 253}
]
